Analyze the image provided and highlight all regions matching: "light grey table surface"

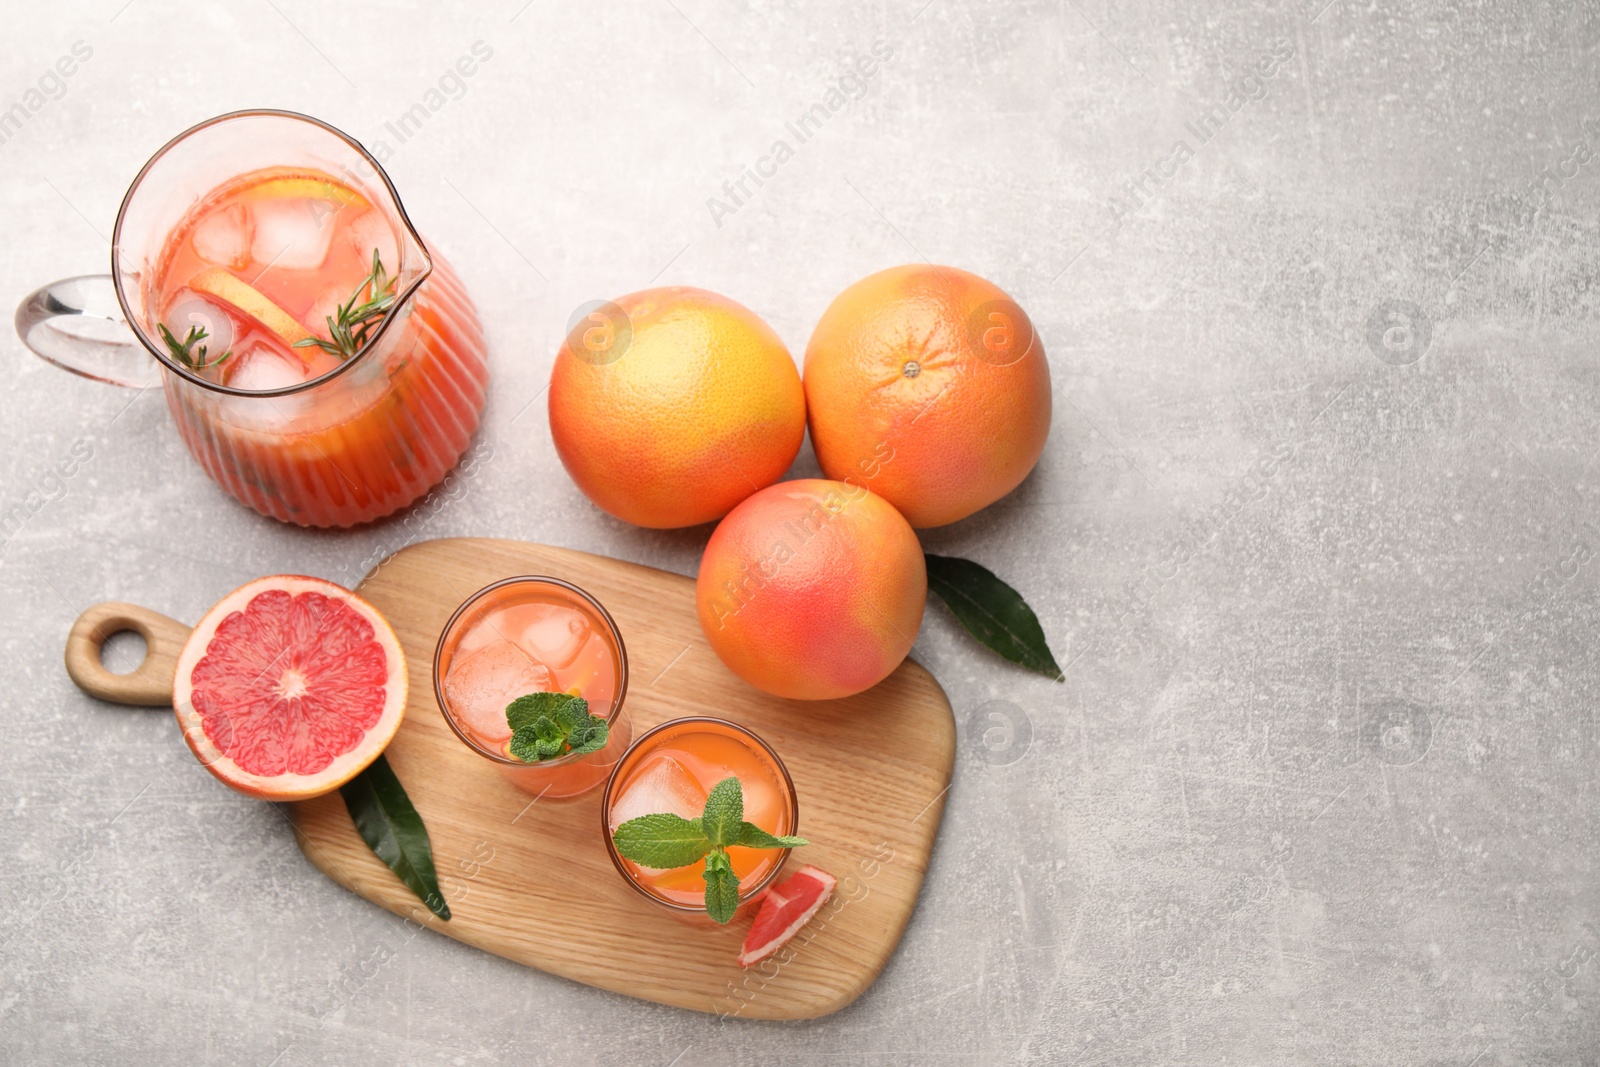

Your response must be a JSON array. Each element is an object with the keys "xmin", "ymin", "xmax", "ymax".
[{"xmin": 4, "ymin": 1, "xmax": 1598, "ymax": 1064}]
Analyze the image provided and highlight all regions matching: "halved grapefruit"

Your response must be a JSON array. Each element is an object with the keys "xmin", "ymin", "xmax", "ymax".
[
  {"xmin": 172, "ymin": 575, "xmax": 406, "ymax": 800},
  {"xmin": 738, "ymin": 864, "xmax": 837, "ymax": 968}
]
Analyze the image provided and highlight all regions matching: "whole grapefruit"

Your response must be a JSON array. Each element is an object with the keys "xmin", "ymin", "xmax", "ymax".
[
  {"xmin": 549, "ymin": 287, "xmax": 806, "ymax": 529},
  {"xmin": 696, "ymin": 479, "xmax": 926, "ymax": 700},
  {"xmin": 803, "ymin": 265, "xmax": 1052, "ymax": 528},
  {"xmin": 172, "ymin": 575, "xmax": 407, "ymax": 800}
]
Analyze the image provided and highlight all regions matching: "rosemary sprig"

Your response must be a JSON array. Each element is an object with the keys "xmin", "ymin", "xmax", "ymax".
[
  {"xmin": 294, "ymin": 248, "xmax": 398, "ymax": 362},
  {"xmin": 158, "ymin": 323, "xmax": 232, "ymax": 371}
]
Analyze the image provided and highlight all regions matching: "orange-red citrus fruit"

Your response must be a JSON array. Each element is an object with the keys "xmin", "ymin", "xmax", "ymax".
[
  {"xmin": 172, "ymin": 575, "xmax": 406, "ymax": 800},
  {"xmin": 549, "ymin": 287, "xmax": 806, "ymax": 529},
  {"xmin": 739, "ymin": 864, "xmax": 837, "ymax": 967},
  {"xmin": 696, "ymin": 478, "xmax": 926, "ymax": 700},
  {"xmin": 803, "ymin": 265, "xmax": 1052, "ymax": 528}
]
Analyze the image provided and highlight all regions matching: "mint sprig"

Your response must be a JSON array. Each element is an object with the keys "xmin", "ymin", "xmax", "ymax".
[
  {"xmin": 610, "ymin": 776, "xmax": 807, "ymax": 924},
  {"xmin": 504, "ymin": 691, "xmax": 610, "ymax": 763}
]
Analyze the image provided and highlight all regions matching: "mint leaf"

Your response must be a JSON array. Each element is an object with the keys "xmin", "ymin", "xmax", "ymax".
[
  {"xmin": 612, "ymin": 813, "xmax": 713, "ymax": 869},
  {"xmin": 551, "ymin": 695, "xmax": 590, "ymax": 733},
  {"xmin": 507, "ymin": 715, "xmax": 555, "ymax": 762},
  {"xmin": 506, "ymin": 691, "xmax": 576, "ymax": 732},
  {"xmin": 701, "ymin": 777, "xmax": 743, "ymax": 847},
  {"xmin": 733, "ymin": 822, "xmax": 808, "ymax": 850},
  {"xmin": 566, "ymin": 716, "xmax": 609, "ymax": 756},
  {"xmin": 340, "ymin": 755, "xmax": 450, "ymax": 921},
  {"xmin": 925, "ymin": 554, "xmax": 1064, "ymax": 681},
  {"xmin": 703, "ymin": 850, "xmax": 740, "ymax": 925},
  {"xmin": 506, "ymin": 729, "xmax": 540, "ymax": 762}
]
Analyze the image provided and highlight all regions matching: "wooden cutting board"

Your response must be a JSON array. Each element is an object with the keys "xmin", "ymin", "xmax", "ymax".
[{"xmin": 267, "ymin": 538, "xmax": 954, "ymax": 1020}]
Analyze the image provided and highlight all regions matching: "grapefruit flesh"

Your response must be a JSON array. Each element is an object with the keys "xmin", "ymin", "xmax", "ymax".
[
  {"xmin": 739, "ymin": 864, "xmax": 838, "ymax": 968},
  {"xmin": 172, "ymin": 575, "xmax": 406, "ymax": 800}
]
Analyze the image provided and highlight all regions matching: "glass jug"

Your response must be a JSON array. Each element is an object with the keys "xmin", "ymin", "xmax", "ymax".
[{"xmin": 15, "ymin": 110, "xmax": 489, "ymax": 528}]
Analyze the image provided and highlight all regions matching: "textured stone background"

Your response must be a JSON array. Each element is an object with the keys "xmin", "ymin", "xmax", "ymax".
[{"xmin": 3, "ymin": 1, "xmax": 1599, "ymax": 1064}]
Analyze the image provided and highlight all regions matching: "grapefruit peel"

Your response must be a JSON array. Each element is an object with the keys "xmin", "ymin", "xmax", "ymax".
[
  {"xmin": 244, "ymin": 175, "xmax": 368, "ymax": 209},
  {"xmin": 187, "ymin": 267, "xmax": 316, "ymax": 358}
]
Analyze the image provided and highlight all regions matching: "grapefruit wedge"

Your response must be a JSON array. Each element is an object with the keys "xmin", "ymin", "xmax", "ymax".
[
  {"xmin": 739, "ymin": 864, "xmax": 837, "ymax": 968},
  {"xmin": 243, "ymin": 175, "xmax": 368, "ymax": 210},
  {"xmin": 173, "ymin": 575, "xmax": 406, "ymax": 800},
  {"xmin": 187, "ymin": 267, "xmax": 315, "ymax": 356}
]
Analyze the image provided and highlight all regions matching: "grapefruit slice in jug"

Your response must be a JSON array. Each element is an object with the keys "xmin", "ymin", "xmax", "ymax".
[
  {"xmin": 172, "ymin": 575, "xmax": 406, "ymax": 800},
  {"xmin": 187, "ymin": 267, "xmax": 315, "ymax": 354}
]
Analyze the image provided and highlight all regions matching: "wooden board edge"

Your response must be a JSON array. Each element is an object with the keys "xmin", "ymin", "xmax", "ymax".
[
  {"xmin": 724, "ymin": 656, "xmax": 957, "ymax": 1021},
  {"xmin": 285, "ymin": 801, "xmax": 428, "ymax": 920},
  {"xmin": 359, "ymin": 536, "xmax": 666, "ymax": 589},
  {"xmin": 287, "ymin": 789, "xmax": 941, "ymax": 1021}
]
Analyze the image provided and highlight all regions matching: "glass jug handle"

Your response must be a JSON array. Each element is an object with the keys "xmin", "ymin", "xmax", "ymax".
[{"xmin": 14, "ymin": 275, "xmax": 162, "ymax": 388}]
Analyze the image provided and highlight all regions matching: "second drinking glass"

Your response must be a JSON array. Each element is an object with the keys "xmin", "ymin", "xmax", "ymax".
[{"xmin": 601, "ymin": 717, "xmax": 799, "ymax": 924}]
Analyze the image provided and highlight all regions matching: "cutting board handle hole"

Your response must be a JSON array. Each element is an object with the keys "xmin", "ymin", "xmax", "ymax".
[
  {"xmin": 64, "ymin": 601, "xmax": 191, "ymax": 708},
  {"xmin": 100, "ymin": 629, "xmax": 148, "ymax": 675}
]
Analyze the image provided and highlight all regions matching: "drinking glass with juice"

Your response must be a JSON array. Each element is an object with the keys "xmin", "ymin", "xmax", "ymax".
[
  {"xmin": 15, "ymin": 110, "xmax": 488, "ymax": 527},
  {"xmin": 434, "ymin": 577, "xmax": 631, "ymax": 799},
  {"xmin": 602, "ymin": 717, "xmax": 799, "ymax": 924}
]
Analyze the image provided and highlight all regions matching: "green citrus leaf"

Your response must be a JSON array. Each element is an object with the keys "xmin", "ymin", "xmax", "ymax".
[
  {"xmin": 340, "ymin": 754, "xmax": 450, "ymax": 920},
  {"xmin": 612, "ymin": 813, "xmax": 713, "ymax": 869},
  {"xmin": 925, "ymin": 553, "xmax": 1063, "ymax": 681}
]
